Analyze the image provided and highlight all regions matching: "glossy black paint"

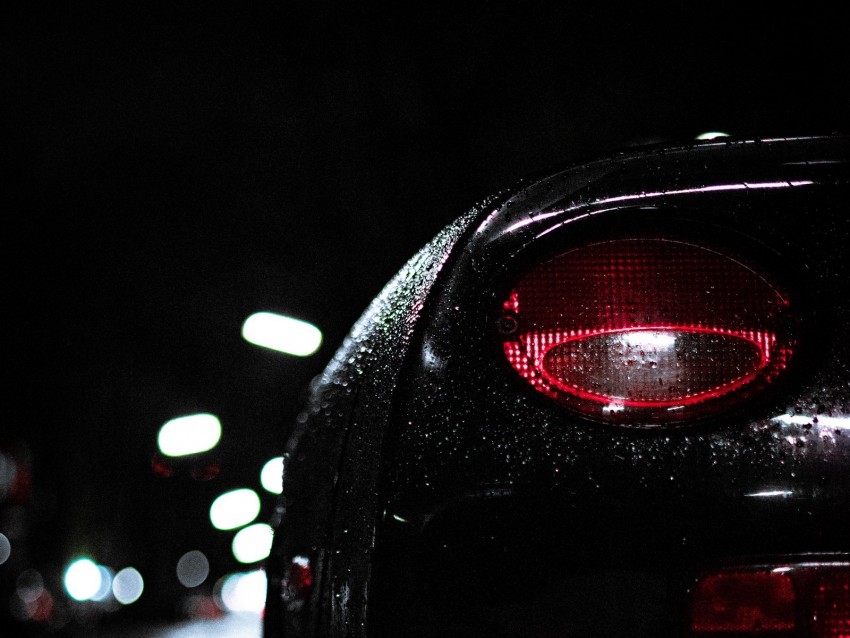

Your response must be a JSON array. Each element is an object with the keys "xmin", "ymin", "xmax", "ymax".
[{"xmin": 266, "ymin": 136, "xmax": 850, "ymax": 637}]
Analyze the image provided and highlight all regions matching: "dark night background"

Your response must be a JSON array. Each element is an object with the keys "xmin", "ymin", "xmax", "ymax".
[{"xmin": 4, "ymin": 3, "xmax": 850, "ymax": 632}]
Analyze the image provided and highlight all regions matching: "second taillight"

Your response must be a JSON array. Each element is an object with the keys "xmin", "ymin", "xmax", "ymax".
[
  {"xmin": 813, "ymin": 573, "xmax": 850, "ymax": 638},
  {"xmin": 499, "ymin": 238, "xmax": 795, "ymax": 425},
  {"xmin": 692, "ymin": 571, "xmax": 796, "ymax": 633}
]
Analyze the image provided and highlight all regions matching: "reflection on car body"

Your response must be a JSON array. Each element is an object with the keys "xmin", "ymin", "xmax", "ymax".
[{"xmin": 265, "ymin": 135, "xmax": 850, "ymax": 637}]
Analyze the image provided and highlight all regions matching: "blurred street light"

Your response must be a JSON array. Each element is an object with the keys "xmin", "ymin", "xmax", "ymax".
[
  {"xmin": 241, "ymin": 312, "xmax": 322, "ymax": 357},
  {"xmin": 210, "ymin": 489, "xmax": 261, "ymax": 531},
  {"xmin": 64, "ymin": 558, "xmax": 102, "ymax": 602},
  {"xmin": 158, "ymin": 414, "xmax": 222, "ymax": 457},
  {"xmin": 232, "ymin": 524, "xmax": 273, "ymax": 564},
  {"xmin": 260, "ymin": 457, "xmax": 284, "ymax": 495}
]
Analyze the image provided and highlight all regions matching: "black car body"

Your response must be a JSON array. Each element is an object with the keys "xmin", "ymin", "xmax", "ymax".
[{"xmin": 265, "ymin": 135, "xmax": 850, "ymax": 637}]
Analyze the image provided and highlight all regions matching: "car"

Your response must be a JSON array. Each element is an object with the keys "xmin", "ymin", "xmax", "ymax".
[{"xmin": 264, "ymin": 135, "xmax": 850, "ymax": 638}]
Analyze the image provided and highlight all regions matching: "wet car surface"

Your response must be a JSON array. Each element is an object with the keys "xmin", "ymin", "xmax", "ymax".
[{"xmin": 265, "ymin": 136, "xmax": 850, "ymax": 637}]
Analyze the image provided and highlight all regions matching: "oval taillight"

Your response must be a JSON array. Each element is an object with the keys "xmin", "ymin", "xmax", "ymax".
[{"xmin": 499, "ymin": 238, "xmax": 795, "ymax": 425}]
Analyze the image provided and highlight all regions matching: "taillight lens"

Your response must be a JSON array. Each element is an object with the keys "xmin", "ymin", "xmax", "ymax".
[
  {"xmin": 813, "ymin": 573, "xmax": 850, "ymax": 638},
  {"xmin": 691, "ymin": 571, "xmax": 796, "ymax": 633},
  {"xmin": 690, "ymin": 564, "xmax": 850, "ymax": 637},
  {"xmin": 499, "ymin": 238, "xmax": 794, "ymax": 424}
]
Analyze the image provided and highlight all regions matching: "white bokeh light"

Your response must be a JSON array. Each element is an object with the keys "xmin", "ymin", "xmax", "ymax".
[
  {"xmin": 158, "ymin": 413, "xmax": 222, "ymax": 457},
  {"xmin": 210, "ymin": 489, "xmax": 261, "ymax": 531},
  {"xmin": 112, "ymin": 567, "xmax": 144, "ymax": 605},
  {"xmin": 64, "ymin": 558, "xmax": 102, "ymax": 601},
  {"xmin": 241, "ymin": 312, "xmax": 322, "ymax": 357},
  {"xmin": 219, "ymin": 570, "xmax": 267, "ymax": 613},
  {"xmin": 91, "ymin": 565, "xmax": 114, "ymax": 602},
  {"xmin": 232, "ymin": 524, "xmax": 274, "ymax": 564},
  {"xmin": 16, "ymin": 569, "xmax": 44, "ymax": 604},
  {"xmin": 0, "ymin": 533, "xmax": 10, "ymax": 565},
  {"xmin": 260, "ymin": 457, "xmax": 283, "ymax": 495},
  {"xmin": 176, "ymin": 550, "xmax": 210, "ymax": 588}
]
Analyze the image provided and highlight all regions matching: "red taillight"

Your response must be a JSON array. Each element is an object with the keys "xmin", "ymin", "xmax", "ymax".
[
  {"xmin": 691, "ymin": 564, "xmax": 850, "ymax": 637},
  {"xmin": 813, "ymin": 573, "xmax": 850, "ymax": 638},
  {"xmin": 287, "ymin": 555, "xmax": 313, "ymax": 601},
  {"xmin": 499, "ymin": 238, "xmax": 794, "ymax": 424},
  {"xmin": 691, "ymin": 571, "xmax": 796, "ymax": 633}
]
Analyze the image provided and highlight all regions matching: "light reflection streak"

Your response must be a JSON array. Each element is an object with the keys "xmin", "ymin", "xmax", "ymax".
[
  {"xmin": 578, "ymin": 181, "xmax": 813, "ymax": 205},
  {"xmin": 783, "ymin": 160, "xmax": 844, "ymax": 165},
  {"xmin": 745, "ymin": 489, "xmax": 794, "ymax": 498},
  {"xmin": 504, "ymin": 180, "xmax": 814, "ymax": 234}
]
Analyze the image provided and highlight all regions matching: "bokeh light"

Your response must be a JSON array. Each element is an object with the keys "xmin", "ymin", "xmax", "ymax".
[
  {"xmin": 64, "ymin": 558, "xmax": 102, "ymax": 601},
  {"xmin": 183, "ymin": 593, "xmax": 224, "ymax": 619},
  {"xmin": 176, "ymin": 550, "xmax": 210, "ymax": 588},
  {"xmin": 91, "ymin": 565, "xmax": 114, "ymax": 602},
  {"xmin": 0, "ymin": 532, "xmax": 10, "ymax": 565},
  {"xmin": 112, "ymin": 567, "xmax": 144, "ymax": 604},
  {"xmin": 210, "ymin": 488, "xmax": 261, "ymax": 531},
  {"xmin": 12, "ymin": 570, "xmax": 53, "ymax": 623},
  {"xmin": 242, "ymin": 312, "xmax": 322, "ymax": 357},
  {"xmin": 219, "ymin": 570, "xmax": 267, "ymax": 613},
  {"xmin": 260, "ymin": 457, "xmax": 283, "ymax": 495},
  {"xmin": 16, "ymin": 569, "xmax": 44, "ymax": 604},
  {"xmin": 232, "ymin": 524, "xmax": 274, "ymax": 564},
  {"xmin": 158, "ymin": 413, "xmax": 222, "ymax": 457}
]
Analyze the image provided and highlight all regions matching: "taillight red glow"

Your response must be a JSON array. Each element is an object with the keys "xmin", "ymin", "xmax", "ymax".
[
  {"xmin": 691, "ymin": 571, "xmax": 796, "ymax": 633},
  {"xmin": 287, "ymin": 556, "xmax": 313, "ymax": 601},
  {"xmin": 499, "ymin": 238, "xmax": 794, "ymax": 424},
  {"xmin": 813, "ymin": 573, "xmax": 850, "ymax": 638}
]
